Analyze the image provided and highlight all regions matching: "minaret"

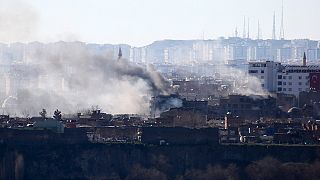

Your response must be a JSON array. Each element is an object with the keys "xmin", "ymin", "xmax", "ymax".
[
  {"xmin": 247, "ymin": 18, "xmax": 250, "ymax": 39},
  {"xmin": 235, "ymin": 27, "xmax": 238, "ymax": 37},
  {"xmin": 272, "ymin": 12, "xmax": 276, "ymax": 40},
  {"xmin": 303, "ymin": 52, "xmax": 307, "ymax": 66},
  {"xmin": 257, "ymin": 20, "xmax": 261, "ymax": 40},
  {"xmin": 279, "ymin": 0, "xmax": 285, "ymax": 40},
  {"xmin": 242, "ymin": 16, "xmax": 246, "ymax": 39},
  {"xmin": 118, "ymin": 47, "xmax": 122, "ymax": 60}
]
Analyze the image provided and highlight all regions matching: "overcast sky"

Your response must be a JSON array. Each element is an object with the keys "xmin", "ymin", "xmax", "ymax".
[{"xmin": 2, "ymin": 0, "xmax": 320, "ymax": 46}]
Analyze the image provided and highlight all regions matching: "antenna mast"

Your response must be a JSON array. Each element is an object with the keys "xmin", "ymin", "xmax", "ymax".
[
  {"xmin": 272, "ymin": 12, "xmax": 276, "ymax": 40},
  {"xmin": 279, "ymin": 0, "xmax": 285, "ymax": 39}
]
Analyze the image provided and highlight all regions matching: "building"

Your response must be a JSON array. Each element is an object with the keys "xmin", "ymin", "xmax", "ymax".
[
  {"xmin": 248, "ymin": 60, "xmax": 320, "ymax": 97},
  {"xmin": 225, "ymin": 44, "xmax": 247, "ymax": 66},
  {"xmin": 248, "ymin": 61, "xmax": 281, "ymax": 92},
  {"xmin": 219, "ymin": 95, "xmax": 279, "ymax": 120},
  {"xmin": 158, "ymin": 107, "xmax": 207, "ymax": 128},
  {"xmin": 224, "ymin": 112, "xmax": 244, "ymax": 129},
  {"xmin": 33, "ymin": 118, "xmax": 65, "ymax": 133}
]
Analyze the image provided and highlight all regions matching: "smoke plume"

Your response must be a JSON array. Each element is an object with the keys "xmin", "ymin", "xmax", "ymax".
[
  {"xmin": 3, "ymin": 42, "xmax": 170, "ymax": 116},
  {"xmin": 221, "ymin": 66, "xmax": 271, "ymax": 97}
]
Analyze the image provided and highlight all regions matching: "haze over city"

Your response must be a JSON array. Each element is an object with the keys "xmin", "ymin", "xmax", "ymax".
[
  {"xmin": 1, "ymin": 0, "xmax": 320, "ymax": 46},
  {"xmin": 1, "ymin": 0, "xmax": 320, "ymax": 179}
]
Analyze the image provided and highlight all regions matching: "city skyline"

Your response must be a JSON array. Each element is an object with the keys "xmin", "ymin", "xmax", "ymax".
[{"xmin": 0, "ymin": 0, "xmax": 319, "ymax": 46}]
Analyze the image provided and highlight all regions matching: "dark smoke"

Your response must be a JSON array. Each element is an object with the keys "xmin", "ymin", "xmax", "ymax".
[{"xmin": 150, "ymin": 94, "xmax": 183, "ymax": 118}]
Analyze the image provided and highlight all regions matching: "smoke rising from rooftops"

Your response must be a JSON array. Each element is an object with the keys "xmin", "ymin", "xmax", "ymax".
[
  {"xmin": 210, "ymin": 39, "xmax": 271, "ymax": 97},
  {"xmin": 209, "ymin": 64, "xmax": 271, "ymax": 98},
  {"xmin": 3, "ymin": 42, "xmax": 171, "ymax": 116}
]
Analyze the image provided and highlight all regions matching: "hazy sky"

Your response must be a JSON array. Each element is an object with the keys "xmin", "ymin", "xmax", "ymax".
[{"xmin": 2, "ymin": 0, "xmax": 320, "ymax": 46}]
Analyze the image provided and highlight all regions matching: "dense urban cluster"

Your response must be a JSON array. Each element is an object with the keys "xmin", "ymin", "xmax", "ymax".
[
  {"xmin": 0, "ymin": 69, "xmax": 319, "ymax": 146},
  {"xmin": 0, "ymin": 38, "xmax": 319, "ymax": 147}
]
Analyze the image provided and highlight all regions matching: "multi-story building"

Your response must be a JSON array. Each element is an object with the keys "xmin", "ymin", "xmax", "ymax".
[
  {"xmin": 248, "ymin": 61, "xmax": 281, "ymax": 92},
  {"xmin": 192, "ymin": 41, "xmax": 214, "ymax": 63},
  {"xmin": 248, "ymin": 57, "xmax": 320, "ymax": 97},
  {"xmin": 277, "ymin": 47, "xmax": 292, "ymax": 63},
  {"xmin": 225, "ymin": 44, "xmax": 248, "ymax": 65},
  {"xmin": 219, "ymin": 95, "xmax": 279, "ymax": 118}
]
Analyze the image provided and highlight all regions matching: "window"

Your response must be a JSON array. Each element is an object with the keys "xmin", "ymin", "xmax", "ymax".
[
  {"xmin": 261, "ymin": 84, "xmax": 264, "ymax": 87},
  {"xmin": 289, "ymin": 76, "xmax": 292, "ymax": 80},
  {"xmin": 278, "ymin": 87, "xmax": 282, "ymax": 91},
  {"xmin": 283, "ymin": 82, "xmax": 286, "ymax": 85},
  {"xmin": 306, "ymin": 76, "xmax": 309, "ymax": 79},
  {"xmin": 261, "ymin": 70, "xmax": 264, "ymax": 73},
  {"xmin": 299, "ymin": 76, "xmax": 302, "ymax": 79},
  {"xmin": 283, "ymin": 88, "xmax": 286, "ymax": 91},
  {"xmin": 278, "ymin": 75, "xmax": 282, "ymax": 79},
  {"xmin": 288, "ymin": 82, "xmax": 292, "ymax": 86},
  {"xmin": 288, "ymin": 88, "xmax": 292, "ymax": 91},
  {"xmin": 298, "ymin": 82, "xmax": 302, "ymax": 85},
  {"xmin": 251, "ymin": 63, "xmax": 263, "ymax": 67},
  {"xmin": 283, "ymin": 76, "xmax": 286, "ymax": 79},
  {"xmin": 261, "ymin": 76, "xmax": 264, "ymax": 79},
  {"xmin": 278, "ymin": 81, "xmax": 282, "ymax": 85},
  {"xmin": 298, "ymin": 88, "xmax": 302, "ymax": 91},
  {"xmin": 249, "ymin": 70, "xmax": 258, "ymax": 73}
]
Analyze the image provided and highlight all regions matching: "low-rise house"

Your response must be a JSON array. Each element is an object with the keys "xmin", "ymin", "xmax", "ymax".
[{"xmin": 33, "ymin": 118, "xmax": 64, "ymax": 133}]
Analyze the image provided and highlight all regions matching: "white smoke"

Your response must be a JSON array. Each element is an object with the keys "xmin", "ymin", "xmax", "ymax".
[
  {"xmin": 2, "ymin": 42, "xmax": 170, "ymax": 116},
  {"xmin": 0, "ymin": 0, "xmax": 38, "ymax": 43},
  {"xmin": 222, "ymin": 66, "xmax": 271, "ymax": 97}
]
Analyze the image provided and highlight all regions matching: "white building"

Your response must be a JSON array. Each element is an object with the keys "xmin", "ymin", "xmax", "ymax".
[
  {"xmin": 225, "ymin": 45, "xmax": 247, "ymax": 65},
  {"xmin": 192, "ymin": 41, "xmax": 214, "ymax": 63},
  {"xmin": 248, "ymin": 61, "xmax": 281, "ymax": 92},
  {"xmin": 248, "ymin": 60, "xmax": 320, "ymax": 97}
]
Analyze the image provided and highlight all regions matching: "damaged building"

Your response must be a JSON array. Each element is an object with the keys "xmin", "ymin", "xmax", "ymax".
[{"xmin": 219, "ymin": 95, "xmax": 282, "ymax": 120}]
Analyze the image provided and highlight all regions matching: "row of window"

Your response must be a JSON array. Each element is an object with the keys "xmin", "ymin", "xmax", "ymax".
[
  {"xmin": 249, "ymin": 70, "xmax": 264, "ymax": 74},
  {"xmin": 278, "ymin": 87, "xmax": 309, "ymax": 92},
  {"xmin": 277, "ymin": 81, "xmax": 309, "ymax": 86},
  {"xmin": 285, "ymin": 69, "xmax": 320, "ymax": 73},
  {"xmin": 278, "ymin": 75, "xmax": 309, "ymax": 80},
  {"xmin": 260, "ymin": 75, "xmax": 309, "ymax": 80},
  {"xmin": 250, "ymin": 63, "xmax": 267, "ymax": 67}
]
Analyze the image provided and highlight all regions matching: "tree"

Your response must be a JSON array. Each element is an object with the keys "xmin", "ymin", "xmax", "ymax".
[
  {"xmin": 39, "ymin": 109, "xmax": 47, "ymax": 119},
  {"xmin": 53, "ymin": 109, "xmax": 62, "ymax": 121},
  {"xmin": 246, "ymin": 157, "xmax": 281, "ymax": 180}
]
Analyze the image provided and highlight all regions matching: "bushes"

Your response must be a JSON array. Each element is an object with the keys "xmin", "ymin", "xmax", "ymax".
[
  {"xmin": 245, "ymin": 157, "xmax": 282, "ymax": 180},
  {"xmin": 246, "ymin": 157, "xmax": 320, "ymax": 180},
  {"xmin": 178, "ymin": 164, "xmax": 239, "ymax": 180},
  {"xmin": 125, "ymin": 164, "xmax": 167, "ymax": 180},
  {"xmin": 124, "ymin": 157, "xmax": 320, "ymax": 180}
]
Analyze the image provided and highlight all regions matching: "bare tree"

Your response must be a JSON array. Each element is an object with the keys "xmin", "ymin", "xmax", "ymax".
[{"xmin": 39, "ymin": 109, "xmax": 47, "ymax": 119}]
